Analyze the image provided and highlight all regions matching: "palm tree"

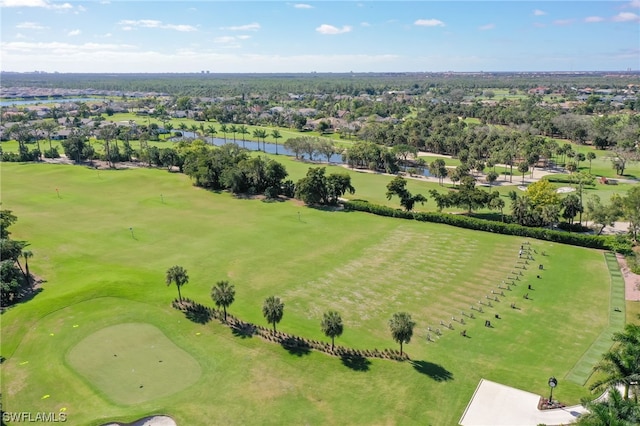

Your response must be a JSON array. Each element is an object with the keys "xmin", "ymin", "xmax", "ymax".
[
  {"xmin": 165, "ymin": 123, "xmax": 174, "ymax": 140},
  {"xmin": 229, "ymin": 124, "xmax": 238, "ymax": 143},
  {"xmin": 179, "ymin": 122, "xmax": 188, "ymax": 132},
  {"xmin": 518, "ymin": 161, "xmax": 529, "ymax": 184},
  {"xmin": 211, "ymin": 280, "xmax": 235, "ymax": 321},
  {"xmin": 190, "ymin": 124, "xmax": 199, "ymax": 138},
  {"xmin": 321, "ymin": 310, "xmax": 343, "ymax": 350},
  {"xmin": 238, "ymin": 125, "xmax": 249, "ymax": 148},
  {"xmin": 21, "ymin": 250, "xmax": 33, "ymax": 286},
  {"xmin": 591, "ymin": 348, "xmax": 640, "ymax": 401},
  {"xmin": 220, "ymin": 124, "xmax": 228, "ymax": 142},
  {"xmin": 587, "ymin": 152, "xmax": 597, "ymax": 174},
  {"xmin": 257, "ymin": 129, "xmax": 268, "ymax": 152},
  {"xmin": 252, "ymin": 129, "xmax": 262, "ymax": 151},
  {"xmin": 206, "ymin": 124, "xmax": 217, "ymax": 141},
  {"xmin": 262, "ymin": 296, "xmax": 284, "ymax": 331},
  {"xmin": 165, "ymin": 265, "xmax": 188, "ymax": 303},
  {"xmin": 271, "ymin": 129, "xmax": 282, "ymax": 155},
  {"xmin": 39, "ymin": 120, "xmax": 59, "ymax": 152},
  {"xmin": 388, "ymin": 312, "xmax": 415, "ymax": 356},
  {"xmin": 577, "ymin": 387, "xmax": 640, "ymax": 425}
]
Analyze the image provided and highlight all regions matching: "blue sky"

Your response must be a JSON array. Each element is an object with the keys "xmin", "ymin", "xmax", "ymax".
[{"xmin": 1, "ymin": 1, "xmax": 639, "ymax": 73}]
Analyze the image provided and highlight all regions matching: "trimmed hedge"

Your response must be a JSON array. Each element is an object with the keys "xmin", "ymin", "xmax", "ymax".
[{"xmin": 343, "ymin": 200, "xmax": 620, "ymax": 251}]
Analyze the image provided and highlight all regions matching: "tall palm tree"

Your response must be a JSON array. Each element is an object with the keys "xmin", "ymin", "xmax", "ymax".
[
  {"xmin": 238, "ymin": 125, "xmax": 249, "ymax": 148},
  {"xmin": 229, "ymin": 124, "xmax": 238, "ymax": 143},
  {"xmin": 271, "ymin": 129, "xmax": 282, "ymax": 155},
  {"xmin": 220, "ymin": 124, "xmax": 228, "ymax": 142},
  {"xmin": 206, "ymin": 124, "xmax": 217, "ymax": 141},
  {"xmin": 165, "ymin": 123, "xmax": 174, "ymax": 140},
  {"xmin": 211, "ymin": 280, "xmax": 235, "ymax": 322},
  {"xmin": 178, "ymin": 122, "xmax": 188, "ymax": 133},
  {"xmin": 321, "ymin": 310, "xmax": 343, "ymax": 350},
  {"xmin": 252, "ymin": 129, "xmax": 262, "ymax": 151},
  {"xmin": 190, "ymin": 124, "xmax": 199, "ymax": 138},
  {"xmin": 21, "ymin": 250, "xmax": 33, "ymax": 287},
  {"xmin": 165, "ymin": 265, "xmax": 188, "ymax": 303},
  {"xmin": 388, "ymin": 312, "xmax": 415, "ymax": 355},
  {"xmin": 39, "ymin": 120, "xmax": 59, "ymax": 152},
  {"xmin": 256, "ymin": 129, "xmax": 268, "ymax": 152},
  {"xmin": 262, "ymin": 296, "xmax": 284, "ymax": 332}
]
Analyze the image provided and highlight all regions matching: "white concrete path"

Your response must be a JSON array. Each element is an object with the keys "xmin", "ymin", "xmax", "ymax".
[{"xmin": 459, "ymin": 379, "xmax": 587, "ymax": 426}]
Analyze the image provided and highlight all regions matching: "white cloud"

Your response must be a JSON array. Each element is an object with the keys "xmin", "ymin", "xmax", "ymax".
[
  {"xmin": 361, "ymin": 22, "xmax": 371, "ymax": 27},
  {"xmin": 16, "ymin": 21, "xmax": 47, "ymax": 29},
  {"xmin": 553, "ymin": 19, "xmax": 574, "ymax": 26},
  {"xmin": 118, "ymin": 19, "xmax": 197, "ymax": 32},
  {"xmin": 0, "ymin": 0, "xmax": 72, "ymax": 9},
  {"xmin": 533, "ymin": 9, "xmax": 546, "ymax": 16},
  {"xmin": 316, "ymin": 24, "xmax": 352, "ymax": 35},
  {"xmin": 1, "ymin": 41, "xmax": 136, "ymax": 54},
  {"xmin": 67, "ymin": 29, "xmax": 81, "ymax": 36},
  {"xmin": 628, "ymin": 0, "xmax": 640, "ymax": 8},
  {"xmin": 612, "ymin": 12, "xmax": 640, "ymax": 22},
  {"xmin": 478, "ymin": 23, "xmax": 495, "ymax": 30},
  {"xmin": 214, "ymin": 36, "xmax": 237, "ymax": 44},
  {"xmin": 222, "ymin": 23, "xmax": 260, "ymax": 31},
  {"xmin": 236, "ymin": 35, "xmax": 251, "ymax": 40},
  {"xmin": 414, "ymin": 19, "xmax": 445, "ymax": 27},
  {"xmin": 15, "ymin": 33, "xmax": 26, "ymax": 39},
  {"xmin": 584, "ymin": 16, "xmax": 604, "ymax": 23},
  {"xmin": 293, "ymin": 3, "xmax": 313, "ymax": 9}
]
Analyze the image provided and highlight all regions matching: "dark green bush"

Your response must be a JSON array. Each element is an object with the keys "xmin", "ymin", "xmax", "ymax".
[{"xmin": 343, "ymin": 200, "xmax": 623, "ymax": 252}]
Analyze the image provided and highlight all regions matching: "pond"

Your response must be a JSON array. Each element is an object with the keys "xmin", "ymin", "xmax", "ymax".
[
  {"xmin": 175, "ymin": 132, "xmax": 431, "ymax": 177},
  {"xmin": 0, "ymin": 97, "xmax": 107, "ymax": 107}
]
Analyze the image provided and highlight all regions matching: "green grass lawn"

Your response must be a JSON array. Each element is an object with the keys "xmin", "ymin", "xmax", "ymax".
[
  {"xmin": 0, "ymin": 162, "xmax": 623, "ymax": 425},
  {"xmin": 67, "ymin": 322, "xmax": 202, "ymax": 405}
]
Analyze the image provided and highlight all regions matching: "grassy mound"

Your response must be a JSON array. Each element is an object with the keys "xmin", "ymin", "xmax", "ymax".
[{"xmin": 67, "ymin": 322, "xmax": 201, "ymax": 405}]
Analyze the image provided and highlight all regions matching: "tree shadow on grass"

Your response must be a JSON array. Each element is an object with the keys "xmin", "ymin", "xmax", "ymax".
[
  {"xmin": 280, "ymin": 336, "xmax": 311, "ymax": 357},
  {"xmin": 340, "ymin": 353, "xmax": 371, "ymax": 372},
  {"xmin": 183, "ymin": 304, "xmax": 212, "ymax": 324},
  {"xmin": 410, "ymin": 360, "xmax": 454, "ymax": 382},
  {"xmin": 230, "ymin": 322, "xmax": 255, "ymax": 339}
]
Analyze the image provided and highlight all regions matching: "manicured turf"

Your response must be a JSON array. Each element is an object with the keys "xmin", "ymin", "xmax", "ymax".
[
  {"xmin": 0, "ymin": 162, "xmax": 621, "ymax": 425},
  {"xmin": 67, "ymin": 322, "xmax": 201, "ymax": 405},
  {"xmin": 565, "ymin": 252, "xmax": 626, "ymax": 385}
]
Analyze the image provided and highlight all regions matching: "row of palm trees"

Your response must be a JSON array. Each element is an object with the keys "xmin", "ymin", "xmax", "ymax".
[
  {"xmin": 169, "ymin": 122, "xmax": 283, "ymax": 154},
  {"xmin": 165, "ymin": 265, "xmax": 416, "ymax": 354}
]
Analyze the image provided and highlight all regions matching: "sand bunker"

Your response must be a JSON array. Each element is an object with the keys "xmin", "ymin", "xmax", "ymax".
[
  {"xmin": 556, "ymin": 187, "xmax": 576, "ymax": 194},
  {"xmin": 102, "ymin": 415, "xmax": 177, "ymax": 426}
]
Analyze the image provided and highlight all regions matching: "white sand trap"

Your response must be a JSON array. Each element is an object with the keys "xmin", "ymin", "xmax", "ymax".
[
  {"xmin": 517, "ymin": 186, "xmax": 527, "ymax": 191},
  {"xmin": 102, "ymin": 415, "xmax": 177, "ymax": 426},
  {"xmin": 556, "ymin": 187, "xmax": 576, "ymax": 194},
  {"xmin": 459, "ymin": 379, "xmax": 586, "ymax": 426}
]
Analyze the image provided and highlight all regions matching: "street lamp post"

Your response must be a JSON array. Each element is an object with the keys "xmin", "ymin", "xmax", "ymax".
[{"xmin": 548, "ymin": 377, "xmax": 558, "ymax": 406}]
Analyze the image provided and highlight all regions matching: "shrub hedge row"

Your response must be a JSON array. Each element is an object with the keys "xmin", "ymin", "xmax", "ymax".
[{"xmin": 343, "ymin": 200, "xmax": 620, "ymax": 251}]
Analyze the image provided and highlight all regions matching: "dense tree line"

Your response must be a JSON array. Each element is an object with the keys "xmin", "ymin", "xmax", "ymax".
[
  {"xmin": 182, "ymin": 143, "xmax": 291, "ymax": 198},
  {"xmin": 0, "ymin": 210, "xmax": 34, "ymax": 307}
]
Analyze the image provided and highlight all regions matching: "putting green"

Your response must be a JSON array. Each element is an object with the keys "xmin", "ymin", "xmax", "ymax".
[{"xmin": 66, "ymin": 323, "xmax": 201, "ymax": 405}]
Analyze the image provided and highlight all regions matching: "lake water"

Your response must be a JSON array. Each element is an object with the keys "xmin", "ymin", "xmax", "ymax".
[
  {"xmin": 0, "ymin": 97, "xmax": 107, "ymax": 107},
  {"xmin": 177, "ymin": 132, "xmax": 431, "ymax": 177}
]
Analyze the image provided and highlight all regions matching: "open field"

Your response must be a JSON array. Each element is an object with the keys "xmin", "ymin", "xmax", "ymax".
[{"xmin": 0, "ymin": 162, "xmax": 624, "ymax": 424}]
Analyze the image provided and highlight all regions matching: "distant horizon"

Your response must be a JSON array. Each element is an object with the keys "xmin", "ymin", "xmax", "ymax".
[
  {"xmin": 1, "ymin": 0, "xmax": 639, "ymax": 73},
  {"xmin": 1, "ymin": 70, "xmax": 639, "ymax": 75}
]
